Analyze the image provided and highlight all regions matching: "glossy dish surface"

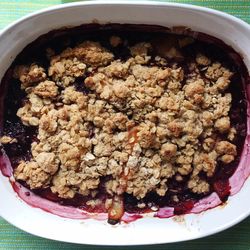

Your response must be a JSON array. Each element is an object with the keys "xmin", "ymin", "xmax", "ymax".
[
  {"xmin": 2, "ymin": 0, "xmax": 249, "ymax": 244},
  {"xmin": 0, "ymin": 23, "xmax": 248, "ymax": 225}
]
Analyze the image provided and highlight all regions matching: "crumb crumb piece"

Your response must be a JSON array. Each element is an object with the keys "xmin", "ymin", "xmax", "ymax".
[
  {"xmin": 14, "ymin": 161, "xmax": 50, "ymax": 189},
  {"xmin": 196, "ymin": 53, "xmax": 211, "ymax": 66},
  {"xmin": 188, "ymin": 176, "xmax": 209, "ymax": 194},
  {"xmin": 34, "ymin": 80, "xmax": 58, "ymax": 98},
  {"xmin": 14, "ymin": 64, "xmax": 47, "ymax": 89},
  {"xmin": 160, "ymin": 143, "xmax": 177, "ymax": 159},
  {"xmin": 0, "ymin": 136, "xmax": 17, "ymax": 144}
]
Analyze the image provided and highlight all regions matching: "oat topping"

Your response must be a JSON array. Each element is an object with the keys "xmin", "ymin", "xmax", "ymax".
[{"xmin": 1, "ymin": 29, "xmax": 242, "ymax": 221}]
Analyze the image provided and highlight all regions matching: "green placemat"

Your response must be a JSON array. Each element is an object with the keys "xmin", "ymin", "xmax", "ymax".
[{"xmin": 0, "ymin": 0, "xmax": 250, "ymax": 249}]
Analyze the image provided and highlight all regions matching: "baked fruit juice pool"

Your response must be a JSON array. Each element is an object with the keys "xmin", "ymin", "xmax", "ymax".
[{"xmin": 0, "ymin": 24, "xmax": 248, "ymax": 224}]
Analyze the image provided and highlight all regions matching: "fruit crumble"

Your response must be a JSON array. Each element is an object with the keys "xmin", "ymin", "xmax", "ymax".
[{"xmin": 0, "ymin": 24, "xmax": 247, "ymax": 224}]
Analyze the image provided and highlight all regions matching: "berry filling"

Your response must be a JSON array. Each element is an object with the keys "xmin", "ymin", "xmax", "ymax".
[{"xmin": 0, "ymin": 24, "xmax": 248, "ymax": 224}]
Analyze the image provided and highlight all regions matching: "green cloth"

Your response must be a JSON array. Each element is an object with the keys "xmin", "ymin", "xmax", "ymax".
[{"xmin": 0, "ymin": 0, "xmax": 250, "ymax": 249}]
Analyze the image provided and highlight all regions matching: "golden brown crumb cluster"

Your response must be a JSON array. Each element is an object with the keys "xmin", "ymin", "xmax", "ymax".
[{"xmin": 3, "ymin": 38, "xmax": 237, "ymax": 201}]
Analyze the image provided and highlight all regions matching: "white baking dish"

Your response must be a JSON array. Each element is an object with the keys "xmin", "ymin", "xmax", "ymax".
[{"xmin": 0, "ymin": 1, "xmax": 250, "ymax": 245}]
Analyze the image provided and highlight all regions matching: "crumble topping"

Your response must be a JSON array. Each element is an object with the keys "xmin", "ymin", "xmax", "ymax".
[{"xmin": 2, "ymin": 37, "xmax": 238, "ymax": 206}]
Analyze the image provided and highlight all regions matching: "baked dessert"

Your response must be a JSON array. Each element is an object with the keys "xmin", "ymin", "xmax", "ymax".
[{"xmin": 0, "ymin": 24, "xmax": 247, "ymax": 224}]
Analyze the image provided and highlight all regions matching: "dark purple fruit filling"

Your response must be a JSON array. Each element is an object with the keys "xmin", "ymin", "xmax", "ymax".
[{"xmin": 0, "ymin": 24, "xmax": 248, "ymax": 223}]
